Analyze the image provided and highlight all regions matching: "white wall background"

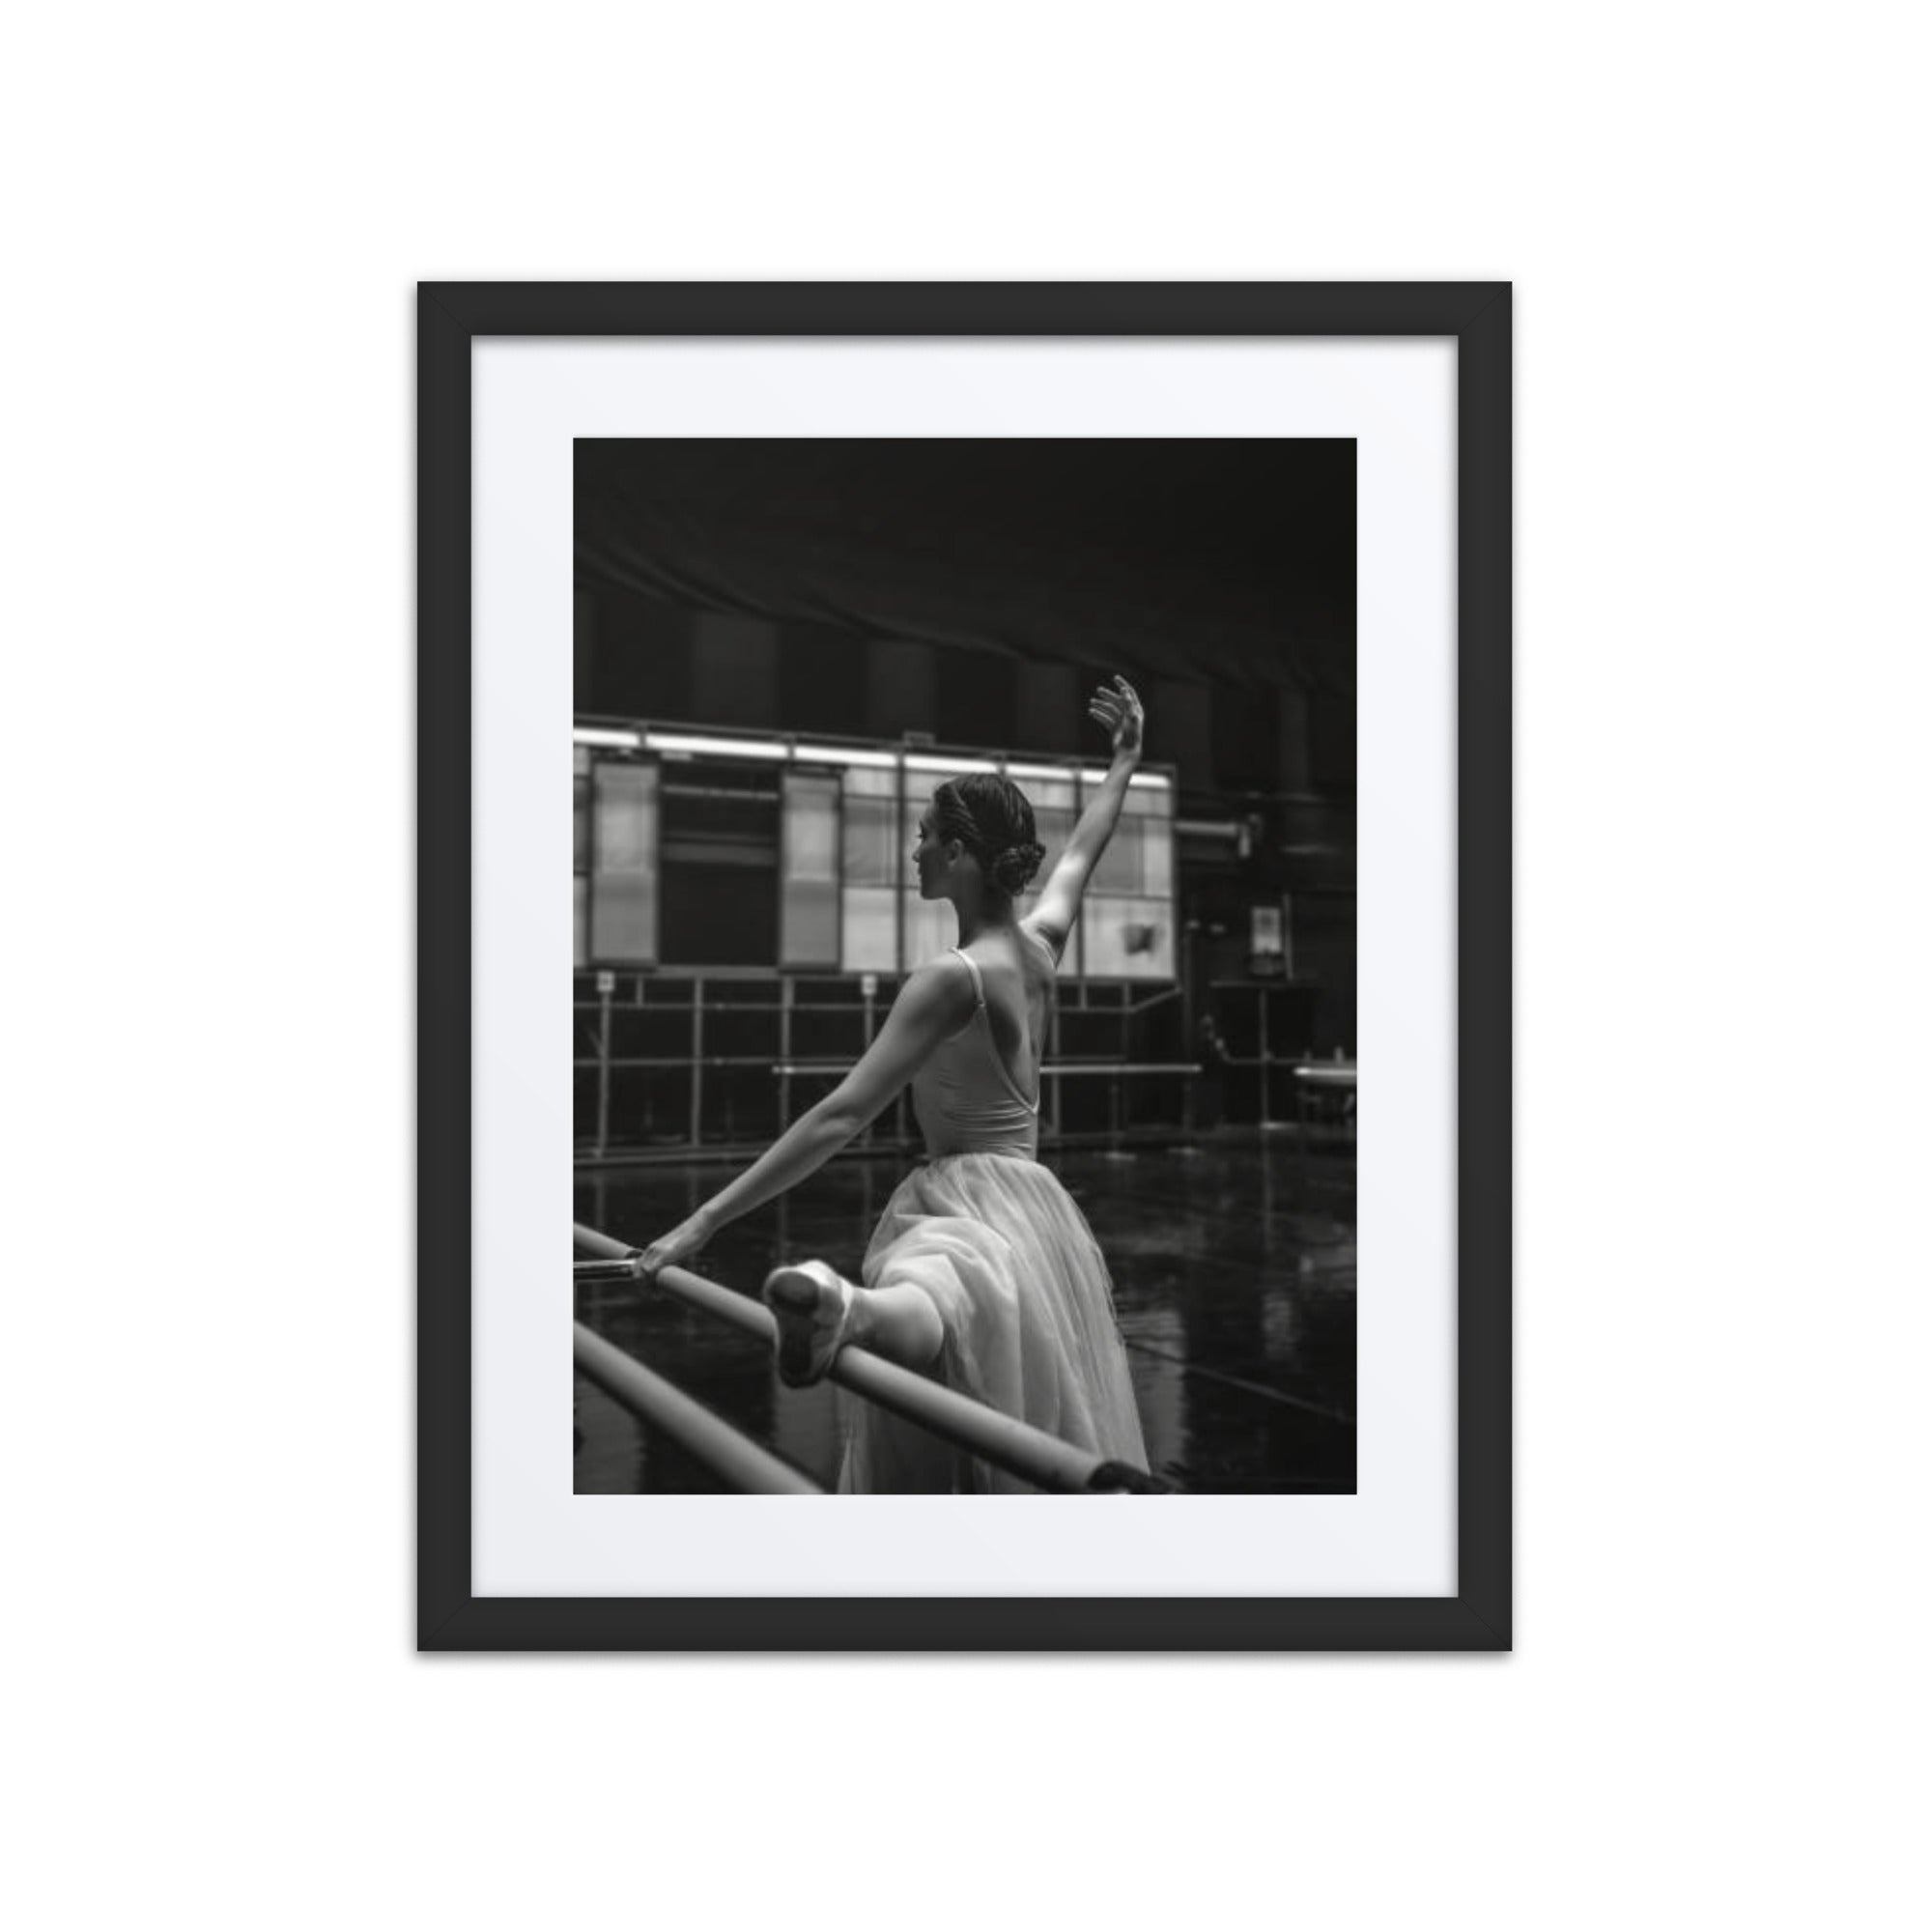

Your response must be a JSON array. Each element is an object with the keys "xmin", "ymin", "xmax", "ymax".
[{"xmin": 5, "ymin": 5, "xmax": 1925, "ymax": 1929}]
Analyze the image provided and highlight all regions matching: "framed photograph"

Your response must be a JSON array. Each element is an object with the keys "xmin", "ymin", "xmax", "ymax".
[{"xmin": 419, "ymin": 282, "xmax": 1510, "ymax": 1651}]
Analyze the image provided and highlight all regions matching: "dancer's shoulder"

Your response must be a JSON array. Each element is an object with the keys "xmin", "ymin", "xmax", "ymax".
[{"xmin": 903, "ymin": 952, "xmax": 980, "ymax": 1014}]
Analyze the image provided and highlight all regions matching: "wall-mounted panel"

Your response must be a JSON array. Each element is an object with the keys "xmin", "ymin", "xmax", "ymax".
[
  {"xmin": 781, "ymin": 770, "xmax": 841, "ymax": 968},
  {"xmin": 589, "ymin": 760, "xmax": 660, "ymax": 965}
]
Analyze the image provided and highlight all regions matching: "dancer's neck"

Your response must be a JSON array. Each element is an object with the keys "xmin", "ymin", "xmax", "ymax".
[{"xmin": 953, "ymin": 900, "xmax": 1018, "ymax": 948}]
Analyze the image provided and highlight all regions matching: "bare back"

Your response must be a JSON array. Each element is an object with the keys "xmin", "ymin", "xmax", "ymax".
[{"xmin": 955, "ymin": 922, "xmax": 1059, "ymax": 1102}]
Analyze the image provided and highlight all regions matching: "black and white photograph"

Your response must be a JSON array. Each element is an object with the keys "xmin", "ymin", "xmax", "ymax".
[
  {"xmin": 18, "ymin": 5, "xmax": 1930, "ymax": 1925},
  {"xmin": 569, "ymin": 437, "xmax": 1359, "ymax": 1496}
]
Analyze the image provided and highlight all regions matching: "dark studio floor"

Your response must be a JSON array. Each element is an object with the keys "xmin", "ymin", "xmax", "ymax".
[{"xmin": 574, "ymin": 1135, "xmax": 1356, "ymax": 1494}]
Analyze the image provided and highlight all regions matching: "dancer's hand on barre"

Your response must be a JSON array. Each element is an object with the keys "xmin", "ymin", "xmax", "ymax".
[
  {"xmin": 635, "ymin": 1210, "xmax": 715, "ymax": 1282},
  {"xmin": 1088, "ymin": 675, "xmax": 1144, "ymax": 761}
]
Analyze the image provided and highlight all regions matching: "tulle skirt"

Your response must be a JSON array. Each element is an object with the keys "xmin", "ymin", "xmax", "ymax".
[{"xmin": 836, "ymin": 1152, "xmax": 1148, "ymax": 1493}]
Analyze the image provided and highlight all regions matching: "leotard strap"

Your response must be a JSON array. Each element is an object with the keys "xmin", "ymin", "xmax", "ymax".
[{"xmin": 949, "ymin": 946, "xmax": 986, "ymax": 1006}]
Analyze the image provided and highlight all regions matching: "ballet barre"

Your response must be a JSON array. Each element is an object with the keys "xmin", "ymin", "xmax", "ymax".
[
  {"xmin": 575, "ymin": 1221, "xmax": 1172, "ymax": 1495},
  {"xmin": 572, "ymin": 1321, "xmax": 823, "ymax": 1494}
]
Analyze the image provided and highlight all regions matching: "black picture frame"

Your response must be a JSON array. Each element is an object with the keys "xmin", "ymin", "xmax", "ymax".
[{"xmin": 419, "ymin": 281, "xmax": 1512, "ymax": 1652}]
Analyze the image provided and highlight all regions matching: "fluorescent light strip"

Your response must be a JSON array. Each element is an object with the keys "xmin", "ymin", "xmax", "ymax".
[
  {"xmin": 1077, "ymin": 767, "xmax": 1172, "ymax": 789},
  {"xmin": 794, "ymin": 744, "xmax": 900, "ymax": 768},
  {"xmin": 1003, "ymin": 761, "xmax": 1066, "ymax": 781},
  {"xmin": 643, "ymin": 731, "xmax": 790, "ymax": 760},
  {"xmin": 573, "ymin": 726, "xmax": 643, "ymax": 750},
  {"xmin": 906, "ymin": 753, "xmax": 1000, "ymax": 775}
]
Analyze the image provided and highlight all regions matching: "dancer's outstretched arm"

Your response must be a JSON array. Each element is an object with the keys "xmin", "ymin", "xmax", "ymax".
[
  {"xmin": 634, "ymin": 959, "xmax": 976, "ymax": 1278},
  {"xmin": 1024, "ymin": 676, "xmax": 1145, "ymax": 959}
]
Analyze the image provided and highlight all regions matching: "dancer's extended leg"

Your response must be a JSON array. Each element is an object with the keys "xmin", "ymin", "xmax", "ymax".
[{"xmin": 849, "ymin": 1283, "xmax": 943, "ymax": 1369}]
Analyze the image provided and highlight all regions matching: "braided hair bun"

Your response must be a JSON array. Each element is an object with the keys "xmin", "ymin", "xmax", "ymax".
[
  {"xmin": 930, "ymin": 773, "xmax": 1045, "ymax": 901},
  {"xmin": 989, "ymin": 840, "xmax": 1046, "ymax": 895}
]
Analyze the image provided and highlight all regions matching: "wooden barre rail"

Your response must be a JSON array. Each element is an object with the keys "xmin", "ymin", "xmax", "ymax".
[
  {"xmin": 572, "ymin": 1322, "xmax": 823, "ymax": 1494},
  {"xmin": 574, "ymin": 1221, "xmax": 1170, "ymax": 1494}
]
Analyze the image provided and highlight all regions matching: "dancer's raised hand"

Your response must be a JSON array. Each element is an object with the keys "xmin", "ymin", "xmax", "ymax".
[{"xmin": 1087, "ymin": 676, "xmax": 1145, "ymax": 760}]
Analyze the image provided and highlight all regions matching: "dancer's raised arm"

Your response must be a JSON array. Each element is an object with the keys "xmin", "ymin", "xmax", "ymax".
[{"xmin": 1024, "ymin": 676, "xmax": 1145, "ymax": 959}]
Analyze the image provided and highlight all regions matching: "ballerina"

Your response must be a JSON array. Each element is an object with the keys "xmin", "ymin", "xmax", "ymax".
[{"xmin": 637, "ymin": 677, "xmax": 1151, "ymax": 1492}]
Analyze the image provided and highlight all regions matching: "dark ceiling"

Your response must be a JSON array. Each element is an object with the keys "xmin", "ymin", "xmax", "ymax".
[{"xmin": 575, "ymin": 439, "xmax": 1355, "ymax": 696}]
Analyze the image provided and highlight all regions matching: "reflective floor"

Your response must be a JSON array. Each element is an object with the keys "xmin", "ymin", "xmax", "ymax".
[{"xmin": 574, "ymin": 1135, "xmax": 1356, "ymax": 1493}]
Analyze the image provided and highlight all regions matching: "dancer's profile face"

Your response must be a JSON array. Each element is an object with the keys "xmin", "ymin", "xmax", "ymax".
[{"xmin": 913, "ymin": 804, "xmax": 951, "ymax": 900}]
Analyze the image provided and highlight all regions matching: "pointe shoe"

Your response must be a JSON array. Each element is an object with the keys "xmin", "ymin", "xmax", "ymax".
[{"xmin": 762, "ymin": 1261, "xmax": 859, "ymax": 1388}]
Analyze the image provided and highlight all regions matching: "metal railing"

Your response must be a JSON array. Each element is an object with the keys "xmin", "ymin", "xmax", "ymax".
[
  {"xmin": 1199, "ymin": 982, "xmax": 1353, "ymax": 1134},
  {"xmin": 774, "ymin": 1060, "xmax": 1201, "ymax": 1150},
  {"xmin": 574, "ymin": 1220, "xmax": 1171, "ymax": 1495},
  {"xmin": 1293, "ymin": 1062, "xmax": 1358, "ymax": 1153},
  {"xmin": 576, "ymin": 971, "xmax": 1192, "ymax": 1160}
]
